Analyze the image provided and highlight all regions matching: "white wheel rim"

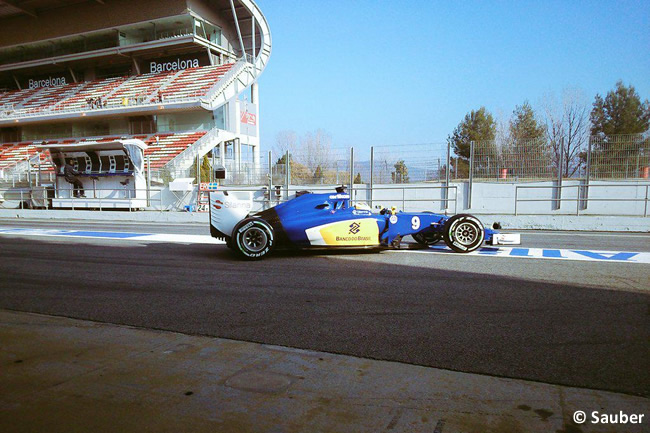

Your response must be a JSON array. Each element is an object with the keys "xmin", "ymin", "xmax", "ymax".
[{"xmin": 454, "ymin": 222, "xmax": 478, "ymax": 245}]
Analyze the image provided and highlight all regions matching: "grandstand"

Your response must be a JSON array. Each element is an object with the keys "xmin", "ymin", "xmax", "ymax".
[{"xmin": 0, "ymin": 0, "xmax": 271, "ymax": 188}]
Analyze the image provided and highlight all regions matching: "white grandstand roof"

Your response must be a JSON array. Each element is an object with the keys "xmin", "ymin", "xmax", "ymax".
[{"xmin": 36, "ymin": 139, "xmax": 147, "ymax": 152}]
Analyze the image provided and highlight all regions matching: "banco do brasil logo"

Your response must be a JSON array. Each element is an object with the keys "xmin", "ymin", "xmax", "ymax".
[{"xmin": 349, "ymin": 222, "xmax": 361, "ymax": 234}]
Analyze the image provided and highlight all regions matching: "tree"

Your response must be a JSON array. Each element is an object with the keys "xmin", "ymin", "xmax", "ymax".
[
  {"xmin": 353, "ymin": 173, "xmax": 362, "ymax": 184},
  {"xmin": 590, "ymin": 81, "xmax": 650, "ymax": 137},
  {"xmin": 589, "ymin": 82, "xmax": 650, "ymax": 178},
  {"xmin": 313, "ymin": 165, "xmax": 324, "ymax": 183},
  {"xmin": 542, "ymin": 89, "xmax": 589, "ymax": 177},
  {"xmin": 189, "ymin": 154, "xmax": 211, "ymax": 183},
  {"xmin": 392, "ymin": 160, "xmax": 409, "ymax": 183},
  {"xmin": 300, "ymin": 129, "xmax": 333, "ymax": 173},
  {"xmin": 274, "ymin": 130, "xmax": 298, "ymax": 158},
  {"xmin": 509, "ymin": 101, "xmax": 545, "ymax": 142},
  {"xmin": 506, "ymin": 101, "xmax": 548, "ymax": 178},
  {"xmin": 272, "ymin": 153, "xmax": 310, "ymax": 184},
  {"xmin": 448, "ymin": 107, "xmax": 497, "ymax": 161}
]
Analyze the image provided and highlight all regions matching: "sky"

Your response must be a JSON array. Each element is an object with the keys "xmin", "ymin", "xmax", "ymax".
[{"xmin": 254, "ymin": 0, "xmax": 650, "ymax": 153}]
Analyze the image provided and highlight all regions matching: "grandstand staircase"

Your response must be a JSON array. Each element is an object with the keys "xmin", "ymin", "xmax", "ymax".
[
  {"xmin": 200, "ymin": 58, "xmax": 254, "ymax": 110},
  {"xmin": 101, "ymin": 75, "xmax": 137, "ymax": 102},
  {"xmin": 50, "ymin": 82, "xmax": 91, "ymax": 110},
  {"xmin": 148, "ymin": 69, "xmax": 185, "ymax": 101},
  {"xmin": 162, "ymin": 127, "xmax": 235, "ymax": 176},
  {"xmin": 10, "ymin": 87, "xmax": 46, "ymax": 110}
]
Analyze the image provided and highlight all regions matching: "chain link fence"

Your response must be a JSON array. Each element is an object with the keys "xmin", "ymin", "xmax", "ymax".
[
  {"xmin": 588, "ymin": 134, "xmax": 649, "ymax": 180},
  {"xmin": 5, "ymin": 134, "xmax": 648, "ymax": 188},
  {"xmin": 472, "ymin": 137, "xmax": 556, "ymax": 180}
]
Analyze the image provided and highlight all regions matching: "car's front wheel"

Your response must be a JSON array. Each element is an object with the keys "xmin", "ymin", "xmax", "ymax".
[
  {"xmin": 232, "ymin": 217, "xmax": 275, "ymax": 259},
  {"xmin": 443, "ymin": 214, "xmax": 485, "ymax": 253}
]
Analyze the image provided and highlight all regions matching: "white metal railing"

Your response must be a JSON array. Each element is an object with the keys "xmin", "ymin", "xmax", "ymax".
[
  {"xmin": 0, "ymin": 187, "xmax": 164, "ymax": 212},
  {"xmin": 0, "ymin": 62, "xmax": 245, "ymax": 121},
  {"xmin": 0, "ymin": 95, "xmax": 202, "ymax": 120},
  {"xmin": 514, "ymin": 183, "xmax": 650, "ymax": 217},
  {"xmin": 201, "ymin": 56, "xmax": 251, "ymax": 104},
  {"xmin": 161, "ymin": 128, "xmax": 223, "ymax": 173}
]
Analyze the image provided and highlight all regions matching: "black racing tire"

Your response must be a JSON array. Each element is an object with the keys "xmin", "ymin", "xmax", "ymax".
[
  {"xmin": 443, "ymin": 214, "xmax": 485, "ymax": 253},
  {"xmin": 412, "ymin": 231, "xmax": 442, "ymax": 245},
  {"xmin": 232, "ymin": 217, "xmax": 275, "ymax": 259}
]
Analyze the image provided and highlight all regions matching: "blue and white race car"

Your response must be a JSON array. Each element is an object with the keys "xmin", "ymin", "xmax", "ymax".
[{"xmin": 209, "ymin": 187, "xmax": 519, "ymax": 259}]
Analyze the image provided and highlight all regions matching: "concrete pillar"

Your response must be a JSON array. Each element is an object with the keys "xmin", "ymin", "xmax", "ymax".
[
  {"xmin": 251, "ymin": 83, "xmax": 261, "ymax": 177},
  {"xmin": 219, "ymin": 141, "xmax": 226, "ymax": 167}
]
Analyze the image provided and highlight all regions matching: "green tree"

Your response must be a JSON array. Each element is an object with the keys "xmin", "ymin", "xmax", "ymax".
[
  {"xmin": 509, "ymin": 101, "xmax": 545, "ymax": 142},
  {"xmin": 189, "ymin": 154, "xmax": 211, "ymax": 183},
  {"xmin": 448, "ymin": 107, "xmax": 497, "ymax": 160},
  {"xmin": 353, "ymin": 173, "xmax": 362, "ymax": 184},
  {"xmin": 589, "ymin": 82, "xmax": 650, "ymax": 178},
  {"xmin": 391, "ymin": 160, "xmax": 409, "ymax": 184},
  {"xmin": 590, "ymin": 81, "xmax": 650, "ymax": 137},
  {"xmin": 273, "ymin": 153, "xmax": 310, "ymax": 183},
  {"xmin": 506, "ymin": 102, "xmax": 549, "ymax": 178},
  {"xmin": 313, "ymin": 165, "xmax": 324, "ymax": 183}
]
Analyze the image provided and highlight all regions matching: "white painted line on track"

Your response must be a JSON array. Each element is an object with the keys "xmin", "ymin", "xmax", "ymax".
[
  {"xmin": 0, "ymin": 227, "xmax": 225, "ymax": 245},
  {"xmin": 514, "ymin": 232, "xmax": 650, "ymax": 238},
  {"xmin": 395, "ymin": 245, "xmax": 650, "ymax": 264},
  {"xmin": 1, "ymin": 226, "xmax": 648, "ymax": 263}
]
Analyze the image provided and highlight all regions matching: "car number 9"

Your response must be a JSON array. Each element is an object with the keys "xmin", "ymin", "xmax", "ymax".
[{"xmin": 411, "ymin": 216, "xmax": 420, "ymax": 230}]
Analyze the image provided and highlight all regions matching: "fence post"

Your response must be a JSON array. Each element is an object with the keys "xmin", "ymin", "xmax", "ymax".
[
  {"xmin": 349, "ymin": 147, "xmax": 354, "ymax": 200},
  {"xmin": 584, "ymin": 137, "xmax": 592, "ymax": 210},
  {"xmin": 556, "ymin": 137, "xmax": 564, "ymax": 210},
  {"xmin": 514, "ymin": 186, "xmax": 518, "ymax": 216},
  {"xmin": 146, "ymin": 156, "xmax": 151, "ymax": 207},
  {"xmin": 285, "ymin": 150, "xmax": 290, "ymax": 200},
  {"xmin": 196, "ymin": 153, "xmax": 200, "ymax": 184},
  {"xmin": 468, "ymin": 141, "xmax": 474, "ymax": 209},
  {"xmin": 445, "ymin": 140, "xmax": 450, "ymax": 210},
  {"xmin": 268, "ymin": 150, "xmax": 272, "ymax": 208},
  {"xmin": 369, "ymin": 146, "xmax": 374, "ymax": 208}
]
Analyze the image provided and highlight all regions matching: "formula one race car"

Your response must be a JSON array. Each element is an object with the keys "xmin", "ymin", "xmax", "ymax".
[{"xmin": 209, "ymin": 187, "xmax": 520, "ymax": 259}]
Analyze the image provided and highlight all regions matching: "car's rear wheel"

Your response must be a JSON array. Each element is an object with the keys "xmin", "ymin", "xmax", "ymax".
[
  {"xmin": 232, "ymin": 217, "xmax": 275, "ymax": 259},
  {"xmin": 412, "ymin": 231, "xmax": 442, "ymax": 245},
  {"xmin": 443, "ymin": 214, "xmax": 484, "ymax": 253}
]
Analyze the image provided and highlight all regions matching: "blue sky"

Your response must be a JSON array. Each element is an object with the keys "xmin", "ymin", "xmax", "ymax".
[{"xmin": 255, "ymin": 0, "xmax": 650, "ymax": 152}]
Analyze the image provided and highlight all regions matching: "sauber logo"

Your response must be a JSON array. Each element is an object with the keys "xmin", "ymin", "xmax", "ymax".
[
  {"xmin": 348, "ymin": 222, "xmax": 361, "ymax": 234},
  {"xmin": 213, "ymin": 199, "xmax": 251, "ymax": 210}
]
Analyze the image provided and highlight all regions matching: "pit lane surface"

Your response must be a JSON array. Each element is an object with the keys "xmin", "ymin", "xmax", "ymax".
[{"xmin": 0, "ymin": 220, "xmax": 648, "ymax": 397}]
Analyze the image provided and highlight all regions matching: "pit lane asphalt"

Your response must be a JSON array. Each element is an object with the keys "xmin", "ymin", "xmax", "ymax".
[{"xmin": 0, "ymin": 220, "xmax": 648, "ymax": 397}]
